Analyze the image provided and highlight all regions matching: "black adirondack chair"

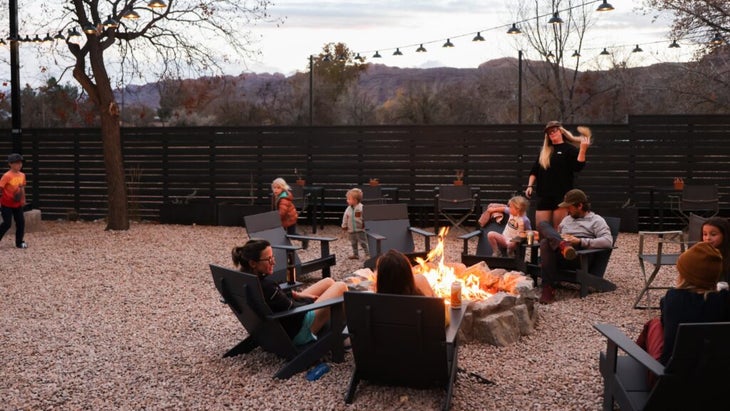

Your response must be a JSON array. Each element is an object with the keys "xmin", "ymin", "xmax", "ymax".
[
  {"xmin": 343, "ymin": 291, "xmax": 466, "ymax": 411},
  {"xmin": 594, "ymin": 322, "xmax": 730, "ymax": 411},
  {"xmin": 362, "ymin": 203, "xmax": 437, "ymax": 269},
  {"xmin": 459, "ymin": 218, "xmax": 526, "ymax": 272},
  {"xmin": 244, "ymin": 210, "xmax": 336, "ymax": 284},
  {"xmin": 209, "ymin": 264, "xmax": 345, "ymax": 379}
]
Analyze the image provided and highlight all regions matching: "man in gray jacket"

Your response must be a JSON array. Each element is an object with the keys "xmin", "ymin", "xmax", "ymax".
[{"xmin": 537, "ymin": 189, "xmax": 612, "ymax": 304}]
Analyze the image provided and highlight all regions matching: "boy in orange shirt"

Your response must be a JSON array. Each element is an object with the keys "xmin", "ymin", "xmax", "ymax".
[{"xmin": 0, "ymin": 153, "xmax": 28, "ymax": 248}]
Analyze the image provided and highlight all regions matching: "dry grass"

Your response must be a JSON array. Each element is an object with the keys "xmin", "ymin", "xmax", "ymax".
[{"xmin": 0, "ymin": 220, "xmax": 677, "ymax": 410}]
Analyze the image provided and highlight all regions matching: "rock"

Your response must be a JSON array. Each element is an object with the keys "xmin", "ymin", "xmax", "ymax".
[{"xmin": 472, "ymin": 311, "xmax": 520, "ymax": 346}]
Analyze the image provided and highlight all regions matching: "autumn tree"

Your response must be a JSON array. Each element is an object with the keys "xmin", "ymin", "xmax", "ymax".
[
  {"xmin": 23, "ymin": 0, "xmax": 276, "ymax": 230},
  {"xmin": 309, "ymin": 43, "xmax": 367, "ymax": 125}
]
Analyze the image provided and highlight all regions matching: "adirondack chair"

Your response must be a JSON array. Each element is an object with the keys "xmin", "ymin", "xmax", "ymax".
[
  {"xmin": 434, "ymin": 185, "xmax": 479, "ymax": 232},
  {"xmin": 458, "ymin": 214, "xmax": 531, "ymax": 273},
  {"xmin": 244, "ymin": 210, "xmax": 336, "ymax": 284},
  {"xmin": 343, "ymin": 291, "xmax": 466, "ymax": 411},
  {"xmin": 209, "ymin": 264, "xmax": 345, "ymax": 379},
  {"xmin": 594, "ymin": 322, "xmax": 730, "ymax": 411},
  {"xmin": 362, "ymin": 203, "xmax": 437, "ymax": 269}
]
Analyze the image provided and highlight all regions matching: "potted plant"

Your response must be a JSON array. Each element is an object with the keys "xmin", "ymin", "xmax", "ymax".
[
  {"xmin": 295, "ymin": 168, "xmax": 306, "ymax": 186},
  {"xmin": 369, "ymin": 178, "xmax": 379, "ymax": 186},
  {"xmin": 454, "ymin": 169, "xmax": 464, "ymax": 186},
  {"xmin": 673, "ymin": 177, "xmax": 684, "ymax": 190}
]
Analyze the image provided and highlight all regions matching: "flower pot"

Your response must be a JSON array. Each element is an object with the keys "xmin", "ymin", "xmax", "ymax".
[
  {"xmin": 369, "ymin": 179, "xmax": 379, "ymax": 187},
  {"xmin": 453, "ymin": 180, "xmax": 464, "ymax": 186},
  {"xmin": 296, "ymin": 179, "xmax": 306, "ymax": 186},
  {"xmin": 673, "ymin": 180, "xmax": 684, "ymax": 190}
]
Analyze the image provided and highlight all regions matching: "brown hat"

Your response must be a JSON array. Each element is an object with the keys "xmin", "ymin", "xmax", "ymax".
[
  {"xmin": 677, "ymin": 242, "xmax": 722, "ymax": 290},
  {"xmin": 544, "ymin": 120, "xmax": 562, "ymax": 132},
  {"xmin": 558, "ymin": 189, "xmax": 588, "ymax": 208}
]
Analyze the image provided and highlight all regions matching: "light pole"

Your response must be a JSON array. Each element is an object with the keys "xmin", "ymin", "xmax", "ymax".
[
  {"xmin": 309, "ymin": 54, "xmax": 313, "ymax": 126},
  {"xmin": 518, "ymin": 49, "xmax": 523, "ymax": 125},
  {"xmin": 9, "ymin": 0, "xmax": 22, "ymax": 153}
]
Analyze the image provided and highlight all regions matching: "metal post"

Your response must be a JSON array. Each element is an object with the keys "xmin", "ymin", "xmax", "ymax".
[
  {"xmin": 309, "ymin": 55, "xmax": 313, "ymax": 126},
  {"xmin": 518, "ymin": 50, "xmax": 523, "ymax": 125},
  {"xmin": 9, "ymin": 0, "xmax": 22, "ymax": 153}
]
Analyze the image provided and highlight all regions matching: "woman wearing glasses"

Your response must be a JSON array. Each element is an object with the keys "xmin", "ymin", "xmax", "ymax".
[{"xmin": 232, "ymin": 239, "xmax": 347, "ymax": 346}]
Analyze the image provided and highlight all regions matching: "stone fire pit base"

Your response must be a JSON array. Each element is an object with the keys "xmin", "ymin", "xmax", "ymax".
[{"xmin": 344, "ymin": 267, "xmax": 538, "ymax": 347}]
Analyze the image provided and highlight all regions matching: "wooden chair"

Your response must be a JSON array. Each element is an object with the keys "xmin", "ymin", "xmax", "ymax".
[
  {"xmin": 434, "ymin": 185, "xmax": 479, "ymax": 232},
  {"xmin": 634, "ymin": 229, "xmax": 686, "ymax": 309},
  {"xmin": 209, "ymin": 264, "xmax": 346, "ymax": 379},
  {"xmin": 343, "ymin": 291, "xmax": 466, "ymax": 411},
  {"xmin": 363, "ymin": 203, "xmax": 437, "ymax": 269},
  {"xmin": 594, "ymin": 322, "xmax": 730, "ymax": 411},
  {"xmin": 520, "ymin": 216, "xmax": 620, "ymax": 297},
  {"xmin": 244, "ymin": 211, "xmax": 336, "ymax": 284}
]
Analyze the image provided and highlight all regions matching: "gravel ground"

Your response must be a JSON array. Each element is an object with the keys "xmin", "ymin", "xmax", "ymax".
[{"xmin": 1, "ymin": 220, "xmax": 677, "ymax": 410}]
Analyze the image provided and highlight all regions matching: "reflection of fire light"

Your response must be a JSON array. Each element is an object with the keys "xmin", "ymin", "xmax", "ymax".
[{"xmin": 413, "ymin": 227, "xmax": 494, "ymax": 303}]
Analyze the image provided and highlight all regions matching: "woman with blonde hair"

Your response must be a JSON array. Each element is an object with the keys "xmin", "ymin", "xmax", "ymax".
[{"xmin": 524, "ymin": 121, "xmax": 591, "ymax": 229}]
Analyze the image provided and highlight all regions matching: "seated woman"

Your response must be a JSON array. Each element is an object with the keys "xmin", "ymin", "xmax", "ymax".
[
  {"xmin": 638, "ymin": 242, "xmax": 730, "ymax": 369},
  {"xmin": 375, "ymin": 249, "xmax": 435, "ymax": 297},
  {"xmin": 232, "ymin": 239, "xmax": 347, "ymax": 346}
]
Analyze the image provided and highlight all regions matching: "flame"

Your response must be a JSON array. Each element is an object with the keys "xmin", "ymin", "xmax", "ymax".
[{"xmin": 414, "ymin": 227, "xmax": 494, "ymax": 303}]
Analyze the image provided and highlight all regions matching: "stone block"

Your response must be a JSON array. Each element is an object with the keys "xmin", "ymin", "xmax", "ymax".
[
  {"xmin": 7, "ymin": 209, "xmax": 43, "ymax": 233},
  {"xmin": 472, "ymin": 311, "xmax": 520, "ymax": 347}
]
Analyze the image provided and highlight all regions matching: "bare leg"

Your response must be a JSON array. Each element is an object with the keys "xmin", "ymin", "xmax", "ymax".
[
  {"xmin": 487, "ymin": 231, "xmax": 501, "ymax": 256},
  {"xmin": 552, "ymin": 207, "xmax": 568, "ymax": 230},
  {"xmin": 310, "ymin": 281, "xmax": 348, "ymax": 334},
  {"xmin": 302, "ymin": 277, "xmax": 335, "ymax": 298},
  {"xmin": 535, "ymin": 210, "xmax": 552, "ymax": 230}
]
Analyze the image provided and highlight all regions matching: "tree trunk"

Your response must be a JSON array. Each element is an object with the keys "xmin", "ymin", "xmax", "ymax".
[{"xmin": 100, "ymin": 110, "xmax": 129, "ymax": 230}]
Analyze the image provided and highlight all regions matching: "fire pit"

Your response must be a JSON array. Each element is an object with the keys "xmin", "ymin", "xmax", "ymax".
[{"xmin": 344, "ymin": 228, "xmax": 539, "ymax": 347}]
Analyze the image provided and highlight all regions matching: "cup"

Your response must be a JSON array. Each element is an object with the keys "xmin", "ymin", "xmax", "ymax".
[{"xmin": 526, "ymin": 230, "xmax": 534, "ymax": 245}]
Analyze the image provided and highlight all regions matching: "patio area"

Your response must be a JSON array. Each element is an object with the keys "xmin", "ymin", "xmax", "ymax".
[{"xmin": 1, "ymin": 220, "xmax": 671, "ymax": 410}]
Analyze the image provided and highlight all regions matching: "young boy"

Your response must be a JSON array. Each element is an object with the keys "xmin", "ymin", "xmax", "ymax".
[
  {"xmin": 0, "ymin": 153, "xmax": 28, "ymax": 248},
  {"xmin": 341, "ymin": 188, "xmax": 369, "ymax": 260},
  {"xmin": 479, "ymin": 195, "xmax": 531, "ymax": 257}
]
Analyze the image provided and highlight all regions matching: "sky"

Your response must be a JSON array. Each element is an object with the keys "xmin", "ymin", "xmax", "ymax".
[
  {"xmin": 0, "ymin": 0, "xmax": 702, "ymax": 87},
  {"xmin": 239, "ymin": 0, "xmax": 697, "ymax": 77}
]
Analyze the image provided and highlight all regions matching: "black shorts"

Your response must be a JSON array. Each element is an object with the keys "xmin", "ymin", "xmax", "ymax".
[{"xmin": 535, "ymin": 196, "xmax": 562, "ymax": 211}]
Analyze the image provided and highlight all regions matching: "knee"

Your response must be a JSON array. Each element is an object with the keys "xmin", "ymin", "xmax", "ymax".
[
  {"xmin": 320, "ymin": 277, "xmax": 335, "ymax": 287},
  {"xmin": 334, "ymin": 281, "xmax": 348, "ymax": 295}
]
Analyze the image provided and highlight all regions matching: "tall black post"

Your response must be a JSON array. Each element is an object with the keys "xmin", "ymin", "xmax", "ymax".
[
  {"xmin": 308, "ymin": 55, "xmax": 313, "ymax": 126},
  {"xmin": 9, "ymin": 0, "xmax": 22, "ymax": 153},
  {"xmin": 518, "ymin": 50, "xmax": 523, "ymax": 125}
]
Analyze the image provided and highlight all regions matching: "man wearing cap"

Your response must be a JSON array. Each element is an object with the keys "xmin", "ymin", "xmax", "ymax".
[
  {"xmin": 537, "ymin": 188, "xmax": 612, "ymax": 303},
  {"xmin": 0, "ymin": 153, "xmax": 28, "ymax": 248}
]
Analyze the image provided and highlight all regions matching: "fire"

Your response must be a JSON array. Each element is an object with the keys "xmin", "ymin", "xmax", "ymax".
[{"xmin": 413, "ymin": 227, "xmax": 494, "ymax": 303}]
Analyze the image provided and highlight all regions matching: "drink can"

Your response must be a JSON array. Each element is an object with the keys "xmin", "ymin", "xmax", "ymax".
[
  {"xmin": 526, "ymin": 230, "xmax": 534, "ymax": 245},
  {"xmin": 450, "ymin": 281, "xmax": 462, "ymax": 309}
]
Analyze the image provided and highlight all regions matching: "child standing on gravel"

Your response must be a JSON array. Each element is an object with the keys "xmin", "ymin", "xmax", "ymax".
[
  {"xmin": 341, "ymin": 188, "xmax": 369, "ymax": 260},
  {"xmin": 0, "ymin": 153, "xmax": 28, "ymax": 248}
]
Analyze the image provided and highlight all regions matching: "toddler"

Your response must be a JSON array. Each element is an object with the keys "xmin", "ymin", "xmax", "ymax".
[
  {"xmin": 480, "ymin": 195, "xmax": 531, "ymax": 257},
  {"xmin": 341, "ymin": 188, "xmax": 369, "ymax": 259}
]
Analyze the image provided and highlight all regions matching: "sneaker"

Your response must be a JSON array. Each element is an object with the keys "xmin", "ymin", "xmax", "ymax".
[
  {"xmin": 17, "ymin": 242, "xmax": 28, "ymax": 249},
  {"xmin": 539, "ymin": 284, "xmax": 556, "ymax": 304},
  {"xmin": 559, "ymin": 241, "xmax": 576, "ymax": 260}
]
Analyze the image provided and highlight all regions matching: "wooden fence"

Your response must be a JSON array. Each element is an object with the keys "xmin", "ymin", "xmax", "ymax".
[{"xmin": 2, "ymin": 114, "xmax": 729, "ymax": 230}]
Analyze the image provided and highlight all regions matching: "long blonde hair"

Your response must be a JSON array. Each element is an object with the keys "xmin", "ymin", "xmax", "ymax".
[{"xmin": 538, "ymin": 126, "xmax": 589, "ymax": 169}]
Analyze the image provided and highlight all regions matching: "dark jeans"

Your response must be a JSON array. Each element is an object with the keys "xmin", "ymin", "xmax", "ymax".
[
  {"xmin": 0, "ymin": 205, "xmax": 25, "ymax": 246},
  {"xmin": 537, "ymin": 221, "xmax": 580, "ymax": 286}
]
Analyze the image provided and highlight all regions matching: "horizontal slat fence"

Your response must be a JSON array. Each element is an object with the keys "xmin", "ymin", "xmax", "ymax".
[{"xmin": 2, "ymin": 115, "xmax": 729, "ymax": 230}]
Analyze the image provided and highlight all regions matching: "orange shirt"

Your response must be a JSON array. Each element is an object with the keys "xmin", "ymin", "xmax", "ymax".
[{"xmin": 0, "ymin": 169, "xmax": 26, "ymax": 208}]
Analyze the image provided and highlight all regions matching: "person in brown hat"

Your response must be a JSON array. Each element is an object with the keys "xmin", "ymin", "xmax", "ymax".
[
  {"xmin": 524, "ymin": 121, "xmax": 592, "ymax": 230},
  {"xmin": 537, "ymin": 189, "xmax": 612, "ymax": 304},
  {"xmin": 658, "ymin": 241, "xmax": 729, "ymax": 364}
]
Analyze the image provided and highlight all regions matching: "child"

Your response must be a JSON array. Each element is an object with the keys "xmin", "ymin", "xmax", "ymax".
[
  {"xmin": 702, "ymin": 217, "xmax": 730, "ymax": 283},
  {"xmin": 479, "ymin": 195, "xmax": 531, "ymax": 257},
  {"xmin": 271, "ymin": 177, "xmax": 298, "ymax": 235},
  {"xmin": 341, "ymin": 188, "xmax": 369, "ymax": 260},
  {"xmin": 0, "ymin": 153, "xmax": 28, "ymax": 248}
]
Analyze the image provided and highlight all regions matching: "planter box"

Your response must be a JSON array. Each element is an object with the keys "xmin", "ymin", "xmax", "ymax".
[
  {"xmin": 217, "ymin": 203, "xmax": 269, "ymax": 227},
  {"xmin": 160, "ymin": 201, "xmax": 217, "ymax": 225}
]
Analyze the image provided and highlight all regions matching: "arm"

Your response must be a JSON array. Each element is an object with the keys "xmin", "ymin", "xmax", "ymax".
[
  {"xmin": 525, "ymin": 173, "xmax": 537, "ymax": 198},
  {"xmin": 341, "ymin": 207, "xmax": 349, "ymax": 230},
  {"xmin": 580, "ymin": 217, "xmax": 612, "ymax": 249}
]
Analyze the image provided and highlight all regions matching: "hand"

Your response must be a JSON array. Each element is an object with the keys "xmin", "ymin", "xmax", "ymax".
[
  {"xmin": 525, "ymin": 186, "xmax": 533, "ymax": 198},
  {"xmin": 561, "ymin": 234, "xmax": 580, "ymax": 246},
  {"xmin": 580, "ymin": 135, "xmax": 591, "ymax": 150}
]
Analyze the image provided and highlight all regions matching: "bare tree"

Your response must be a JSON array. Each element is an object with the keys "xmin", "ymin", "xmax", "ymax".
[
  {"xmin": 22, "ymin": 0, "xmax": 277, "ymax": 230},
  {"xmin": 643, "ymin": 0, "xmax": 729, "ymax": 46}
]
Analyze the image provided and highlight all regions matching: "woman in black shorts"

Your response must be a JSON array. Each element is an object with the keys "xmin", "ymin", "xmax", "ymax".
[{"xmin": 525, "ymin": 121, "xmax": 591, "ymax": 229}]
